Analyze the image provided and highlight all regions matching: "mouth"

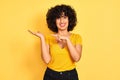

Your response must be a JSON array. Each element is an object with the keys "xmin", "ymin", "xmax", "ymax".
[{"xmin": 59, "ymin": 23, "xmax": 66, "ymax": 27}]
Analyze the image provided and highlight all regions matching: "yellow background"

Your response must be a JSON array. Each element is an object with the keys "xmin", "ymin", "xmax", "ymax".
[{"xmin": 0, "ymin": 0, "xmax": 120, "ymax": 80}]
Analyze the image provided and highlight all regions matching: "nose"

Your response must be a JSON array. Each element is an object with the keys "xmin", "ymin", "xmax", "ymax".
[{"xmin": 60, "ymin": 17, "xmax": 64, "ymax": 23}]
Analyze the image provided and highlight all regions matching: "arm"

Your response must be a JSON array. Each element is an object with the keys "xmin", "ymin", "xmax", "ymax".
[
  {"xmin": 66, "ymin": 38, "xmax": 82, "ymax": 62},
  {"xmin": 55, "ymin": 35, "xmax": 82, "ymax": 62},
  {"xmin": 28, "ymin": 30, "xmax": 51, "ymax": 64},
  {"xmin": 40, "ymin": 36, "xmax": 51, "ymax": 64}
]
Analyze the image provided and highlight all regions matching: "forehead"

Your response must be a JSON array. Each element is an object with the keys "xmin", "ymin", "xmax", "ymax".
[{"xmin": 60, "ymin": 12, "xmax": 67, "ymax": 17}]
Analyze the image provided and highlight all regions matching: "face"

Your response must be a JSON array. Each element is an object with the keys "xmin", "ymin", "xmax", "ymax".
[{"xmin": 56, "ymin": 13, "xmax": 69, "ymax": 31}]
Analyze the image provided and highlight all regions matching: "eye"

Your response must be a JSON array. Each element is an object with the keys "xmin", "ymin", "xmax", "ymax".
[
  {"xmin": 56, "ymin": 17, "xmax": 60, "ymax": 20},
  {"xmin": 63, "ymin": 16, "xmax": 68, "ymax": 19}
]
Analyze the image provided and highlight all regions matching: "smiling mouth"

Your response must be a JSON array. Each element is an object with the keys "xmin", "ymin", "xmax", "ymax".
[{"xmin": 59, "ymin": 23, "xmax": 66, "ymax": 27}]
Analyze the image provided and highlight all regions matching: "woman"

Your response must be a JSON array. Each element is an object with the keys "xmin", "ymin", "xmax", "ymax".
[{"xmin": 28, "ymin": 4, "xmax": 82, "ymax": 80}]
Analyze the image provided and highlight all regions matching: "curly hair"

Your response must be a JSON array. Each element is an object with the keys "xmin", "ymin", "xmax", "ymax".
[{"xmin": 46, "ymin": 4, "xmax": 77, "ymax": 32}]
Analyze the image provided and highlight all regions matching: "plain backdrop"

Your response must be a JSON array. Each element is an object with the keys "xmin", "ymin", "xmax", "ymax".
[{"xmin": 0, "ymin": 0, "xmax": 120, "ymax": 80}]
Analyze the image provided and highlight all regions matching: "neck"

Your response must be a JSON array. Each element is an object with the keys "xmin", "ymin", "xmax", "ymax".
[{"xmin": 57, "ymin": 30, "xmax": 70, "ymax": 36}]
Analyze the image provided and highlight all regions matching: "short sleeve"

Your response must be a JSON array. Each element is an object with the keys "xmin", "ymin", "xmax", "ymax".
[
  {"xmin": 75, "ymin": 34, "xmax": 82, "ymax": 45},
  {"xmin": 45, "ymin": 36, "xmax": 50, "ymax": 44}
]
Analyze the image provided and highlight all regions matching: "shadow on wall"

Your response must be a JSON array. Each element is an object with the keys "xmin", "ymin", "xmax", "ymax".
[
  {"xmin": 25, "ymin": 13, "xmax": 53, "ymax": 79},
  {"xmin": 9, "ymin": 12, "xmax": 53, "ymax": 80},
  {"xmin": 24, "ymin": 13, "xmax": 53, "ymax": 79}
]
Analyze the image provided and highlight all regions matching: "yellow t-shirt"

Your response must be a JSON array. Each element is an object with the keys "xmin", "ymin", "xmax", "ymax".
[{"xmin": 45, "ymin": 33, "xmax": 82, "ymax": 71}]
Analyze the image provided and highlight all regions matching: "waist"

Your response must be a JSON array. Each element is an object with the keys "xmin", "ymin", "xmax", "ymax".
[
  {"xmin": 46, "ymin": 67, "xmax": 77, "ymax": 75},
  {"xmin": 47, "ymin": 62, "xmax": 76, "ymax": 71}
]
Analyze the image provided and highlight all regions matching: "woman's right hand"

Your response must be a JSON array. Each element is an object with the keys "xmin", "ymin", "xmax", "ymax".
[{"xmin": 28, "ymin": 30, "xmax": 44, "ymax": 38}]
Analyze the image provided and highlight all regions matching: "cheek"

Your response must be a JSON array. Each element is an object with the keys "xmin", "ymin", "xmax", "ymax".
[
  {"xmin": 56, "ymin": 19, "xmax": 60, "ymax": 24},
  {"xmin": 55, "ymin": 20, "xmax": 58, "ymax": 26},
  {"xmin": 66, "ymin": 20, "xmax": 69, "ymax": 25},
  {"xmin": 65, "ymin": 19, "xmax": 69, "ymax": 24},
  {"xmin": 56, "ymin": 22, "xmax": 59, "ymax": 27}
]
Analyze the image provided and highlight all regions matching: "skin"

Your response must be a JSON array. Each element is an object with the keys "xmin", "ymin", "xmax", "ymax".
[{"xmin": 28, "ymin": 14, "xmax": 82, "ymax": 64}]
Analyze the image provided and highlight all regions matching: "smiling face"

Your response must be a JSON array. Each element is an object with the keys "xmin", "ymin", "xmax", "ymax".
[{"xmin": 56, "ymin": 13, "xmax": 69, "ymax": 31}]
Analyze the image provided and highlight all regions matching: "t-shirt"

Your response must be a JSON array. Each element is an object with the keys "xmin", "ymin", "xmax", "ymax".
[{"xmin": 45, "ymin": 33, "xmax": 82, "ymax": 71}]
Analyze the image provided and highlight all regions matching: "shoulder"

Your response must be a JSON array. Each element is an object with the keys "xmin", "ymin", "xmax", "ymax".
[
  {"xmin": 71, "ymin": 33, "xmax": 82, "ymax": 45},
  {"xmin": 45, "ymin": 35, "xmax": 51, "ymax": 39},
  {"xmin": 71, "ymin": 33, "xmax": 82, "ymax": 39},
  {"xmin": 45, "ymin": 34, "xmax": 55, "ymax": 40}
]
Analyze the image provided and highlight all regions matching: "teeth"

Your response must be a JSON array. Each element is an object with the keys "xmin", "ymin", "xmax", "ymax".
[{"xmin": 60, "ymin": 23, "xmax": 65, "ymax": 27}]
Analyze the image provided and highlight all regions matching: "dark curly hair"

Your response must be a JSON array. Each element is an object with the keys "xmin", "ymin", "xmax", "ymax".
[{"xmin": 46, "ymin": 4, "xmax": 77, "ymax": 32}]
